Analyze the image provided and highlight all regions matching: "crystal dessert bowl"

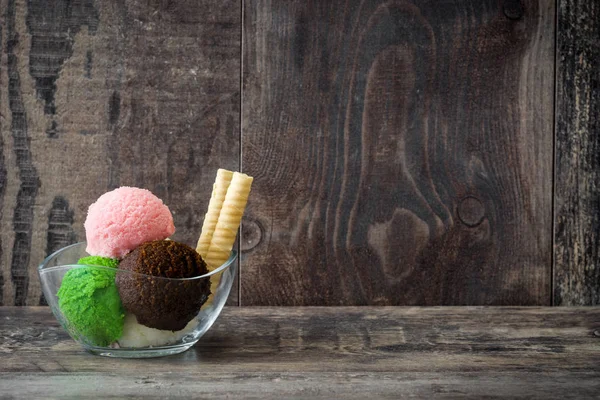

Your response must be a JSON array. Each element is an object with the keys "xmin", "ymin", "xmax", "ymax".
[{"xmin": 38, "ymin": 242, "xmax": 237, "ymax": 358}]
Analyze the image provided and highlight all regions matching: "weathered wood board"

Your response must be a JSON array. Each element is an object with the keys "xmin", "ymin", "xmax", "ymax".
[
  {"xmin": 554, "ymin": 0, "xmax": 600, "ymax": 305},
  {"xmin": 3, "ymin": 0, "xmax": 600, "ymax": 307},
  {"xmin": 0, "ymin": 0, "xmax": 241, "ymax": 305},
  {"xmin": 241, "ymin": 0, "xmax": 555, "ymax": 305},
  {"xmin": 1, "ymin": 307, "xmax": 599, "ymax": 398}
]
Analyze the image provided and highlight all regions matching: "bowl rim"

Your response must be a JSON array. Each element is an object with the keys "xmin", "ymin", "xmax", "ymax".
[{"xmin": 38, "ymin": 241, "xmax": 238, "ymax": 281}]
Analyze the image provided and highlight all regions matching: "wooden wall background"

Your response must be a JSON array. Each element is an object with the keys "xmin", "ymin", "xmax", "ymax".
[{"xmin": 0, "ymin": 0, "xmax": 597, "ymax": 306}]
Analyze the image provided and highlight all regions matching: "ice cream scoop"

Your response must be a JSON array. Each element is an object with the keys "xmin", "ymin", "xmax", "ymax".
[
  {"xmin": 78, "ymin": 255, "xmax": 119, "ymax": 269},
  {"xmin": 115, "ymin": 240, "xmax": 211, "ymax": 331},
  {"xmin": 84, "ymin": 187, "xmax": 175, "ymax": 258},
  {"xmin": 118, "ymin": 313, "xmax": 198, "ymax": 348},
  {"xmin": 57, "ymin": 256, "xmax": 124, "ymax": 346}
]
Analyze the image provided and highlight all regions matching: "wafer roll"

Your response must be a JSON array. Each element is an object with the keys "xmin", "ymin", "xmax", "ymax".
[
  {"xmin": 204, "ymin": 172, "xmax": 253, "ymax": 268},
  {"xmin": 196, "ymin": 169, "xmax": 234, "ymax": 259}
]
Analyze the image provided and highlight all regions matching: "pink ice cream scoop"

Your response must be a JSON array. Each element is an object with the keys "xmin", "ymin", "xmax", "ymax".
[{"xmin": 84, "ymin": 187, "xmax": 175, "ymax": 258}]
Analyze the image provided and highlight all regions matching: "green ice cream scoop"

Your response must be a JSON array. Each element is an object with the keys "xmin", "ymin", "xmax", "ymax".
[
  {"xmin": 78, "ymin": 256, "xmax": 119, "ymax": 269},
  {"xmin": 57, "ymin": 256, "xmax": 124, "ymax": 346}
]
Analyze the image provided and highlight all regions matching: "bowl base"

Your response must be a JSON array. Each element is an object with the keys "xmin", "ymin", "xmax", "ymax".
[{"xmin": 84, "ymin": 342, "xmax": 196, "ymax": 358}]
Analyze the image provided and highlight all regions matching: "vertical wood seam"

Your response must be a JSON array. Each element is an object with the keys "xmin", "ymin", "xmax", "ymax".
[
  {"xmin": 238, "ymin": 0, "xmax": 245, "ymax": 307},
  {"xmin": 551, "ymin": 0, "xmax": 559, "ymax": 307},
  {"xmin": 0, "ymin": 22, "xmax": 4, "ymax": 306}
]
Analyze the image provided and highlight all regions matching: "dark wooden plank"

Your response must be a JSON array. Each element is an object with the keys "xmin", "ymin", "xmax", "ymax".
[
  {"xmin": 1, "ymin": 307, "xmax": 599, "ymax": 399},
  {"xmin": 242, "ymin": 1, "xmax": 555, "ymax": 305},
  {"xmin": 555, "ymin": 1, "xmax": 600, "ymax": 305},
  {"xmin": 0, "ymin": 0, "xmax": 241, "ymax": 305},
  {"xmin": 0, "ymin": 1, "xmax": 7, "ymax": 306},
  {"xmin": 2, "ymin": 372, "xmax": 599, "ymax": 400}
]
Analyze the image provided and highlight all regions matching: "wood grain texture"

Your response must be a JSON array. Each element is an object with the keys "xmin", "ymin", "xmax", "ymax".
[
  {"xmin": 4, "ymin": 0, "xmax": 41, "ymax": 307},
  {"xmin": 242, "ymin": 0, "xmax": 555, "ymax": 305},
  {"xmin": 555, "ymin": 0, "xmax": 600, "ymax": 305},
  {"xmin": 1, "ymin": 307, "xmax": 599, "ymax": 398},
  {"xmin": 0, "ymin": 0, "xmax": 241, "ymax": 305},
  {"xmin": 0, "ymin": 11, "xmax": 6, "ymax": 305}
]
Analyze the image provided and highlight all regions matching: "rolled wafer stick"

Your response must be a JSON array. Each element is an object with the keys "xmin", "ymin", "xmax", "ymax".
[
  {"xmin": 204, "ymin": 172, "xmax": 253, "ymax": 269},
  {"xmin": 196, "ymin": 169, "xmax": 234, "ymax": 259}
]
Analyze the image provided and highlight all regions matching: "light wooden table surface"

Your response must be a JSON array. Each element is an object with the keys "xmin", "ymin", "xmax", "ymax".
[{"xmin": 1, "ymin": 307, "xmax": 599, "ymax": 399}]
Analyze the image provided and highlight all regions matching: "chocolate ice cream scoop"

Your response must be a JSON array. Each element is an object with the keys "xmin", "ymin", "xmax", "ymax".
[{"xmin": 115, "ymin": 240, "xmax": 211, "ymax": 331}]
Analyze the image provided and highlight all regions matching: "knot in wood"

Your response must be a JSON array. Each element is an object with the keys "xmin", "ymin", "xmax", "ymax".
[
  {"xmin": 241, "ymin": 218, "xmax": 263, "ymax": 252},
  {"xmin": 503, "ymin": 0, "xmax": 524, "ymax": 20},
  {"xmin": 457, "ymin": 196, "xmax": 486, "ymax": 227}
]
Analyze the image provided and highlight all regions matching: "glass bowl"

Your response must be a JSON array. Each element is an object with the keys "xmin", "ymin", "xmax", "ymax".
[{"xmin": 38, "ymin": 242, "xmax": 237, "ymax": 358}]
